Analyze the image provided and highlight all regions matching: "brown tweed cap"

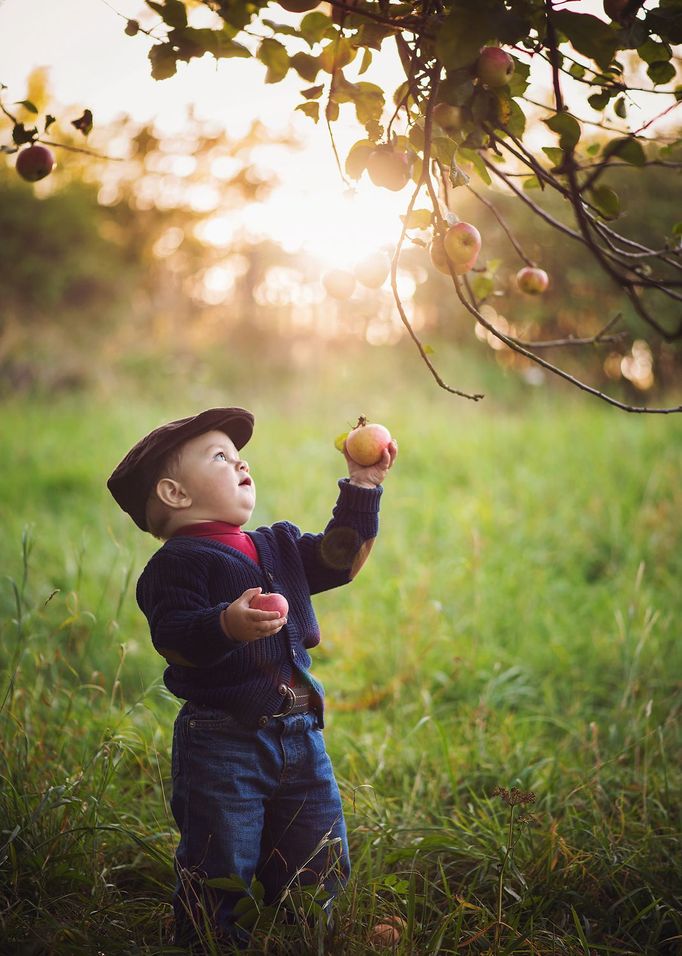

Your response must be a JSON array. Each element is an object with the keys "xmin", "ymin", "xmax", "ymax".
[{"xmin": 107, "ymin": 407, "xmax": 254, "ymax": 531}]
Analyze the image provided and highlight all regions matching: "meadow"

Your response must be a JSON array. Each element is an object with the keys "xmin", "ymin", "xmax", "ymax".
[{"xmin": 1, "ymin": 341, "xmax": 681, "ymax": 955}]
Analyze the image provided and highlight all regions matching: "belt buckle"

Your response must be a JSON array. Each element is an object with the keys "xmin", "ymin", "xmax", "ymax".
[{"xmin": 272, "ymin": 686, "xmax": 296, "ymax": 718}]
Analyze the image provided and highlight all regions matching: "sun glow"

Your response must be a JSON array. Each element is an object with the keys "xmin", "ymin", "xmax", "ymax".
[{"xmin": 242, "ymin": 174, "xmax": 411, "ymax": 272}]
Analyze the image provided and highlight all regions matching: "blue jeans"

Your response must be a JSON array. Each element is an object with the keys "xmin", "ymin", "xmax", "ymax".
[{"xmin": 170, "ymin": 701, "xmax": 350, "ymax": 948}]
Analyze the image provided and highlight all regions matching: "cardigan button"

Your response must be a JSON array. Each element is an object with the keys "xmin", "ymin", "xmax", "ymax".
[
  {"xmin": 258, "ymin": 715, "xmax": 269, "ymax": 728},
  {"xmin": 278, "ymin": 683, "xmax": 288, "ymax": 695}
]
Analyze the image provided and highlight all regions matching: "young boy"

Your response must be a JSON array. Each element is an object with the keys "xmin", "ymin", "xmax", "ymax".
[{"xmin": 106, "ymin": 406, "xmax": 397, "ymax": 949}]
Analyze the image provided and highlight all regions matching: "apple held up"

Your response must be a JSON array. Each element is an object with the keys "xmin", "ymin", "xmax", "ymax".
[
  {"xmin": 344, "ymin": 415, "xmax": 392, "ymax": 466},
  {"xmin": 366, "ymin": 145, "xmax": 413, "ymax": 192},
  {"xmin": 323, "ymin": 269, "xmax": 356, "ymax": 300},
  {"xmin": 475, "ymin": 46, "xmax": 515, "ymax": 88},
  {"xmin": 516, "ymin": 266, "xmax": 549, "ymax": 295},
  {"xmin": 16, "ymin": 143, "xmax": 54, "ymax": 182},
  {"xmin": 249, "ymin": 592, "xmax": 289, "ymax": 617}
]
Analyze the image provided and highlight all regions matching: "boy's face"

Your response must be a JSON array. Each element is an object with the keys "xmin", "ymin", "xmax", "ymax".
[{"xmin": 171, "ymin": 429, "xmax": 255, "ymax": 526}]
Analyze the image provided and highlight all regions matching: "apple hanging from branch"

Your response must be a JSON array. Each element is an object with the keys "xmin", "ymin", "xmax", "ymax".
[
  {"xmin": 475, "ymin": 46, "xmax": 515, "ymax": 88},
  {"xmin": 15, "ymin": 143, "xmax": 54, "ymax": 182},
  {"xmin": 516, "ymin": 267, "xmax": 549, "ymax": 295}
]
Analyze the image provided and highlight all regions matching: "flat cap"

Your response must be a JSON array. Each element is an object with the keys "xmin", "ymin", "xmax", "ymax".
[{"xmin": 107, "ymin": 406, "xmax": 254, "ymax": 532}]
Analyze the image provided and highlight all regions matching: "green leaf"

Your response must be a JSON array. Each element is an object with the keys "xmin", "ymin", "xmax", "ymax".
[
  {"xmin": 401, "ymin": 208, "xmax": 433, "ymax": 230},
  {"xmin": 301, "ymin": 84, "xmax": 324, "ymax": 100},
  {"xmin": 523, "ymin": 175, "xmax": 540, "ymax": 190},
  {"xmin": 290, "ymin": 52, "xmax": 321, "ymax": 82},
  {"xmin": 542, "ymin": 146, "xmax": 565, "ymax": 169},
  {"xmin": 431, "ymin": 135, "xmax": 456, "ymax": 167},
  {"xmin": 507, "ymin": 60, "xmax": 530, "ymax": 98},
  {"xmin": 647, "ymin": 60, "xmax": 676, "ymax": 85},
  {"xmin": 296, "ymin": 101, "xmax": 320, "ymax": 123},
  {"xmin": 505, "ymin": 99, "xmax": 526, "ymax": 139},
  {"xmin": 614, "ymin": 96, "xmax": 627, "ymax": 118},
  {"xmin": 355, "ymin": 21, "xmax": 392, "ymax": 51},
  {"xmin": 359, "ymin": 47, "xmax": 372, "ymax": 75},
  {"xmin": 345, "ymin": 139, "xmax": 375, "ymax": 179},
  {"xmin": 588, "ymin": 90, "xmax": 612, "ymax": 111},
  {"xmin": 553, "ymin": 11, "xmax": 620, "ymax": 70},
  {"xmin": 637, "ymin": 38, "xmax": 673, "ymax": 65},
  {"xmin": 148, "ymin": 43, "xmax": 178, "ymax": 80},
  {"xmin": 146, "ymin": 0, "xmax": 187, "ymax": 28},
  {"xmin": 676, "ymin": 86, "xmax": 682, "ymax": 102},
  {"xmin": 259, "ymin": 38, "xmax": 290, "ymax": 83},
  {"xmin": 13, "ymin": 99, "xmax": 38, "ymax": 114},
  {"xmin": 300, "ymin": 11, "xmax": 334, "ymax": 46},
  {"xmin": 544, "ymin": 111, "xmax": 581, "ymax": 150},
  {"xmin": 671, "ymin": 222, "xmax": 682, "ymax": 236},
  {"xmin": 353, "ymin": 81, "xmax": 385, "ymax": 128},
  {"xmin": 568, "ymin": 62, "xmax": 586, "ymax": 80},
  {"xmin": 261, "ymin": 19, "xmax": 302, "ymax": 37},
  {"xmin": 457, "ymin": 146, "xmax": 491, "ymax": 185},
  {"xmin": 603, "ymin": 136, "xmax": 646, "ymax": 165},
  {"xmin": 471, "ymin": 275, "xmax": 494, "ymax": 300},
  {"xmin": 11, "ymin": 122, "xmax": 38, "ymax": 146},
  {"xmin": 435, "ymin": 7, "xmax": 489, "ymax": 71},
  {"xmin": 590, "ymin": 184, "xmax": 620, "ymax": 220}
]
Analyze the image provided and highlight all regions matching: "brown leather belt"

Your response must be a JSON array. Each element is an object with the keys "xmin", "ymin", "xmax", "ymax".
[{"xmin": 272, "ymin": 676, "xmax": 315, "ymax": 717}]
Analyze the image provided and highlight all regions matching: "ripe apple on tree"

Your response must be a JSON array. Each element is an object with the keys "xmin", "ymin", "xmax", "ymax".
[
  {"xmin": 475, "ymin": 46, "xmax": 515, "ymax": 88},
  {"xmin": 250, "ymin": 592, "xmax": 289, "ymax": 617},
  {"xmin": 323, "ymin": 269, "xmax": 356, "ymax": 300},
  {"xmin": 516, "ymin": 266, "xmax": 549, "ymax": 295},
  {"xmin": 431, "ymin": 102, "xmax": 466, "ymax": 135},
  {"xmin": 443, "ymin": 221, "xmax": 482, "ymax": 266},
  {"xmin": 366, "ymin": 145, "xmax": 412, "ymax": 191},
  {"xmin": 344, "ymin": 415, "xmax": 392, "ymax": 466},
  {"xmin": 429, "ymin": 236, "xmax": 477, "ymax": 276},
  {"xmin": 16, "ymin": 143, "xmax": 54, "ymax": 182}
]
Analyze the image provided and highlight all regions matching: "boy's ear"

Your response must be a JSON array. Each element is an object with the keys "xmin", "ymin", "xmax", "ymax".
[{"xmin": 155, "ymin": 478, "xmax": 192, "ymax": 511}]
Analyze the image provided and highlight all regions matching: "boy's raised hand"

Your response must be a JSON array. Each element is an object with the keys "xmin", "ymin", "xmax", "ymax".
[
  {"xmin": 345, "ymin": 439, "xmax": 398, "ymax": 489},
  {"xmin": 221, "ymin": 587, "xmax": 287, "ymax": 642}
]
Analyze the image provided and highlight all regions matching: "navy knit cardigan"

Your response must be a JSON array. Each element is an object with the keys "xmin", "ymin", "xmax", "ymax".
[{"xmin": 136, "ymin": 478, "xmax": 382, "ymax": 727}]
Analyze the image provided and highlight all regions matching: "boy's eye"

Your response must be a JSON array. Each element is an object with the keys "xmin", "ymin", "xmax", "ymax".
[{"xmin": 214, "ymin": 451, "xmax": 227, "ymax": 461}]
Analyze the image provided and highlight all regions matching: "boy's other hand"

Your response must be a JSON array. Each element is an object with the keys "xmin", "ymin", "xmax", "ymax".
[
  {"xmin": 221, "ymin": 587, "xmax": 287, "ymax": 642},
  {"xmin": 345, "ymin": 439, "xmax": 398, "ymax": 489}
]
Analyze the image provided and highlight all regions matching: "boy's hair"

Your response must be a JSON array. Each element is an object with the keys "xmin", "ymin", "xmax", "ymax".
[{"xmin": 144, "ymin": 444, "xmax": 185, "ymax": 540}]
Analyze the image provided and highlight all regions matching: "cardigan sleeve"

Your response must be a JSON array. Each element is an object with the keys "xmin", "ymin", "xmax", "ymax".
[
  {"xmin": 136, "ymin": 549, "xmax": 242, "ymax": 668},
  {"xmin": 283, "ymin": 479, "xmax": 383, "ymax": 595}
]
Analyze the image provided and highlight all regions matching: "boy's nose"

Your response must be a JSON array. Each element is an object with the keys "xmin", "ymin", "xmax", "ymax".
[{"xmin": 238, "ymin": 459, "xmax": 249, "ymax": 472}]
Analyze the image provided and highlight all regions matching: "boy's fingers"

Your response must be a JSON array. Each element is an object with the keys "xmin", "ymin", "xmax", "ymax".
[
  {"xmin": 249, "ymin": 608, "xmax": 284, "ymax": 621},
  {"xmin": 243, "ymin": 587, "xmax": 262, "ymax": 601}
]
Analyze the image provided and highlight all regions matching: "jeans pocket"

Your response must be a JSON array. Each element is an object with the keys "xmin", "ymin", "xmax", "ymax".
[{"xmin": 186, "ymin": 703, "xmax": 243, "ymax": 731}]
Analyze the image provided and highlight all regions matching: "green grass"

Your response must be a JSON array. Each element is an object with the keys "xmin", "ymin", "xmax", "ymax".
[{"xmin": 1, "ymin": 342, "xmax": 681, "ymax": 954}]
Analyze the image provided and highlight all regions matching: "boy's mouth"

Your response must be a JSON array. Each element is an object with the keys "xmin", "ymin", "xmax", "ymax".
[{"xmin": 239, "ymin": 476, "xmax": 252, "ymax": 486}]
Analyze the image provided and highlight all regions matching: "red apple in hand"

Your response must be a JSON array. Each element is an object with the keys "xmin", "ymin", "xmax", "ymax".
[
  {"xmin": 16, "ymin": 144, "xmax": 54, "ymax": 182},
  {"xmin": 250, "ymin": 592, "xmax": 289, "ymax": 617},
  {"xmin": 476, "ymin": 47, "xmax": 515, "ymax": 88},
  {"xmin": 345, "ymin": 416, "xmax": 392, "ymax": 466},
  {"xmin": 443, "ymin": 222, "xmax": 481, "ymax": 266},
  {"xmin": 516, "ymin": 267, "xmax": 549, "ymax": 295}
]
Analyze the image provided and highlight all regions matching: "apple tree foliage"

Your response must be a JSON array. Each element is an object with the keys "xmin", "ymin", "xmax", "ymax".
[{"xmin": 4, "ymin": 0, "xmax": 682, "ymax": 412}]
